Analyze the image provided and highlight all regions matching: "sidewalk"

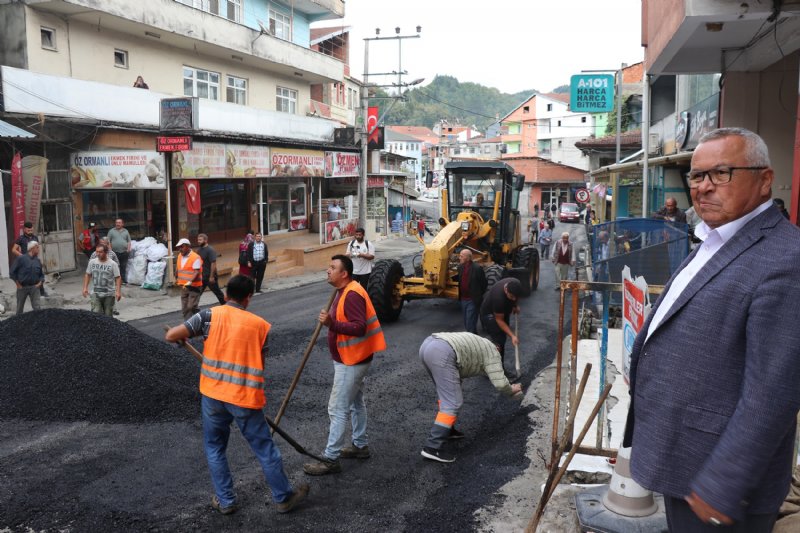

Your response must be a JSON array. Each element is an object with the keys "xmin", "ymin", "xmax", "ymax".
[{"xmin": 0, "ymin": 235, "xmax": 425, "ymax": 322}]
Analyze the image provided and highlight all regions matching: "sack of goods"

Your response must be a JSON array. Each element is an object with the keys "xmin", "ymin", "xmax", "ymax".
[
  {"xmin": 127, "ymin": 254, "xmax": 148, "ymax": 285},
  {"xmin": 142, "ymin": 260, "xmax": 166, "ymax": 290},
  {"xmin": 146, "ymin": 243, "xmax": 168, "ymax": 262}
]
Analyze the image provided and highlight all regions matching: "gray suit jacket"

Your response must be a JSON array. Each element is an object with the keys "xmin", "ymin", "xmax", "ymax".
[{"xmin": 622, "ymin": 206, "xmax": 800, "ymax": 520}]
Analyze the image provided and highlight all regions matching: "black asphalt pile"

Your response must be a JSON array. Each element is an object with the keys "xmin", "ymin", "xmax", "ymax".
[{"xmin": 0, "ymin": 309, "xmax": 200, "ymax": 423}]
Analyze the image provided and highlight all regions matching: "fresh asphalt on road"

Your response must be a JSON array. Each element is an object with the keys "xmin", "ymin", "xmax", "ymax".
[{"xmin": 2, "ymin": 222, "xmax": 586, "ymax": 532}]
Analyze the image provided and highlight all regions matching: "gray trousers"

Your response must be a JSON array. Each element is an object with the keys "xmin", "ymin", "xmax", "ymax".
[
  {"xmin": 419, "ymin": 336, "xmax": 462, "ymax": 450},
  {"xmin": 91, "ymin": 294, "xmax": 116, "ymax": 316},
  {"xmin": 181, "ymin": 288, "xmax": 201, "ymax": 320},
  {"xmin": 16, "ymin": 285, "xmax": 41, "ymax": 315}
]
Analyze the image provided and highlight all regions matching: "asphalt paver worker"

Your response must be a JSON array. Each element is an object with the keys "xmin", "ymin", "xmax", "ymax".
[
  {"xmin": 175, "ymin": 238, "xmax": 203, "ymax": 320},
  {"xmin": 165, "ymin": 274, "xmax": 310, "ymax": 515},
  {"xmin": 479, "ymin": 278, "xmax": 522, "ymax": 380},
  {"xmin": 303, "ymin": 254, "xmax": 386, "ymax": 476},
  {"xmin": 419, "ymin": 332, "xmax": 523, "ymax": 463}
]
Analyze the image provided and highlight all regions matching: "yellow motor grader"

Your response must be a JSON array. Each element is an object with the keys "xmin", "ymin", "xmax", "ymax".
[{"xmin": 368, "ymin": 161, "xmax": 539, "ymax": 322}]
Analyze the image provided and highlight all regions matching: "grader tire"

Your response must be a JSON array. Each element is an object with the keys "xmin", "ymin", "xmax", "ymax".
[
  {"xmin": 510, "ymin": 248, "xmax": 540, "ymax": 296},
  {"xmin": 485, "ymin": 265, "xmax": 505, "ymax": 291},
  {"xmin": 368, "ymin": 259, "xmax": 405, "ymax": 322}
]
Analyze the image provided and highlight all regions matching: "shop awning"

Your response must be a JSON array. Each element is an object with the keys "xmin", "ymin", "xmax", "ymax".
[
  {"xmin": 590, "ymin": 151, "xmax": 693, "ymax": 179},
  {"xmin": 0, "ymin": 119, "xmax": 35, "ymax": 138}
]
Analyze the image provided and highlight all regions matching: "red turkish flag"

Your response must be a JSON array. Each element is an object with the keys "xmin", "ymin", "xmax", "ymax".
[
  {"xmin": 368, "ymin": 106, "xmax": 379, "ymax": 144},
  {"xmin": 184, "ymin": 180, "xmax": 201, "ymax": 215},
  {"xmin": 11, "ymin": 152, "xmax": 24, "ymax": 237}
]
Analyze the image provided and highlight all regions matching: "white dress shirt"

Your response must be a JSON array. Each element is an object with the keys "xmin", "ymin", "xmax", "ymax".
[{"xmin": 646, "ymin": 199, "xmax": 774, "ymax": 341}]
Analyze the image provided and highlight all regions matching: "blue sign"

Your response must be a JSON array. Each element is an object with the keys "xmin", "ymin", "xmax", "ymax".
[{"xmin": 570, "ymin": 74, "xmax": 614, "ymax": 113}]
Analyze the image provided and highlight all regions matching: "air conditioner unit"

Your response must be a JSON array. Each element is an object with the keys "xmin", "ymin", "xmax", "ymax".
[{"xmin": 648, "ymin": 133, "xmax": 661, "ymax": 155}]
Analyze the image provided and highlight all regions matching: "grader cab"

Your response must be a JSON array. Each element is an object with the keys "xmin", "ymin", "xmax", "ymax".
[{"xmin": 367, "ymin": 161, "xmax": 540, "ymax": 322}]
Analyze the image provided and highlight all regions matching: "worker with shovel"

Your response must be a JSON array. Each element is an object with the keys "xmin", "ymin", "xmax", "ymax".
[
  {"xmin": 418, "ymin": 332, "xmax": 523, "ymax": 463},
  {"xmin": 165, "ymin": 274, "xmax": 309, "ymax": 515}
]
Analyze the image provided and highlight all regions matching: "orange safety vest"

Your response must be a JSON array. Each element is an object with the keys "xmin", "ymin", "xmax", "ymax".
[
  {"xmin": 335, "ymin": 280, "xmax": 386, "ymax": 365},
  {"xmin": 200, "ymin": 305, "xmax": 271, "ymax": 409},
  {"xmin": 177, "ymin": 250, "xmax": 203, "ymax": 287}
]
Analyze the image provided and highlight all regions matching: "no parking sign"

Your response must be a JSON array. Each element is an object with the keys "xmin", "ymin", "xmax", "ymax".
[{"xmin": 575, "ymin": 188, "xmax": 590, "ymax": 204}]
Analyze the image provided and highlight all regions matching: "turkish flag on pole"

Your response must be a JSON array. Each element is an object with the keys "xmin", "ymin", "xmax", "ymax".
[
  {"xmin": 11, "ymin": 152, "xmax": 24, "ymax": 237},
  {"xmin": 368, "ymin": 106, "xmax": 379, "ymax": 144},
  {"xmin": 184, "ymin": 180, "xmax": 201, "ymax": 215}
]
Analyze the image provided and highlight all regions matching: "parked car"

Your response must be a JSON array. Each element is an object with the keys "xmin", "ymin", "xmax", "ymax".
[{"xmin": 559, "ymin": 202, "xmax": 581, "ymax": 223}]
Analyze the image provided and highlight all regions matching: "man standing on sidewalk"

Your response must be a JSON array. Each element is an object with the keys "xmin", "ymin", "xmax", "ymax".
[
  {"xmin": 197, "ymin": 233, "xmax": 226, "ymax": 305},
  {"xmin": 457, "ymin": 249, "xmax": 486, "ymax": 334},
  {"xmin": 12, "ymin": 221, "xmax": 47, "ymax": 297},
  {"xmin": 165, "ymin": 275, "xmax": 309, "ymax": 515},
  {"xmin": 10, "ymin": 241, "xmax": 44, "ymax": 314},
  {"xmin": 303, "ymin": 255, "xmax": 386, "ymax": 476},
  {"xmin": 176, "ymin": 238, "xmax": 203, "ymax": 319},
  {"xmin": 82, "ymin": 243, "xmax": 121, "ymax": 317},
  {"xmin": 107, "ymin": 218, "xmax": 131, "ymax": 283},
  {"xmin": 551, "ymin": 231, "xmax": 575, "ymax": 290},
  {"xmin": 347, "ymin": 228, "xmax": 375, "ymax": 289},
  {"xmin": 418, "ymin": 332, "xmax": 523, "ymax": 463},
  {"xmin": 247, "ymin": 232, "xmax": 268, "ymax": 293}
]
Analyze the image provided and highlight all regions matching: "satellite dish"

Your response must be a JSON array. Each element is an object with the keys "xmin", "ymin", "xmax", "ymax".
[{"xmin": 257, "ymin": 19, "xmax": 272, "ymax": 35}]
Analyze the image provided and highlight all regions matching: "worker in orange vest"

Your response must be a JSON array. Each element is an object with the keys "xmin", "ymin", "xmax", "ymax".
[
  {"xmin": 175, "ymin": 238, "xmax": 203, "ymax": 319},
  {"xmin": 303, "ymin": 254, "xmax": 387, "ymax": 476},
  {"xmin": 165, "ymin": 275, "xmax": 310, "ymax": 515}
]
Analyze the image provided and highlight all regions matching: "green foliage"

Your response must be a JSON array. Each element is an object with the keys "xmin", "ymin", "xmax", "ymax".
[
  {"xmin": 371, "ymin": 75, "xmax": 536, "ymax": 131},
  {"xmin": 551, "ymin": 84, "xmax": 570, "ymax": 94}
]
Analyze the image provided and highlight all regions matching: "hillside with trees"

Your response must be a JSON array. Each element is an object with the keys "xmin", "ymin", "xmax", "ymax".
[{"xmin": 372, "ymin": 75, "xmax": 540, "ymax": 131}]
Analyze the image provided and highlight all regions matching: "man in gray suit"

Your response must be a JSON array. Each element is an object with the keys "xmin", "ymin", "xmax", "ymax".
[{"xmin": 623, "ymin": 128, "xmax": 800, "ymax": 531}]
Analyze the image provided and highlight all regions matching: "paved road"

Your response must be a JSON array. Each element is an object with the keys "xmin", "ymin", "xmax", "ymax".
[{"xmin": 2, "ymin": 224, "xmax": 584, "ymax": 531}]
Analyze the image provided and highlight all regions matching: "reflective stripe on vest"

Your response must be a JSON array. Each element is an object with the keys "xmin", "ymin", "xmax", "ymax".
[
  {"xmin": 177, "ymin": 250, "xmax": 203, "ymax": 287},
  {"xmin": 334, "ymin": 281, "xmax": 386, "ymax": 365},
  {"xmin": 199, "ymin": 305, "xmax": 270, "ymax": 409}
]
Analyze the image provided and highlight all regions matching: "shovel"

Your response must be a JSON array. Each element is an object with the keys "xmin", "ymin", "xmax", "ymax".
[{"xmin": 514, "ymin": 313, "xmax": 521, "ymax": 379}]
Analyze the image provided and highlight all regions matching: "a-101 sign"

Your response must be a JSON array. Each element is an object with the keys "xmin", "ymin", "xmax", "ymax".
[{"xmin": 570, "ymin": 74, "xmax": 614, "ymax": 113}]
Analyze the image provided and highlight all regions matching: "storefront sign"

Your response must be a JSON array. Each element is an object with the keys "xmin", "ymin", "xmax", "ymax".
[
  {"xmin": 172, "ymin": 143, "xmax": 269, "ymax": 178},
  {"xmin": 325, "ymin": 151, "xmax": 361, "ymax": 177},
  {"xmin": 621, "ymin": 266, "xmax": 649, "ymax": 385},
  {"xmin": 71, "ymin": 151, "xmax": 166, "ymax": 189},
  {"xmin": 570, "ymin": 74, "xmax": 614, "ymax": 113},
  {"xmin": 160, "ymin": 98, "xmax": 198, "ymax": 131},
  {"xmin": 324, "ymin": 217, "xmax": 358, "ymax": 244},
  {"xmin": 157, "ymin": 135, "xmax": 192, "ymax": 152},
  {"xmin": 21, "ymin": 155, "xmax": 47, "ymax": 229},
  {"xmin": 11, "ymin": 152, "xmax": 24, "ymax": 236},
  {"xmin": 675, "ymin": 92, "xmax": 720, "ymax": 150},
  {"xmin": 271, "ymin": 149, "xmax": 324, "ymax": 177}
]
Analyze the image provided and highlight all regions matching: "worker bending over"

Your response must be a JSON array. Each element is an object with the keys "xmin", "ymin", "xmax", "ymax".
[
  {"xmin": 165, "ymin": 275, "xmax": 309, "ymax": 515},
  {"xmin": 419, "ymin": 332, "xmax": 523, "ymax": 463}
]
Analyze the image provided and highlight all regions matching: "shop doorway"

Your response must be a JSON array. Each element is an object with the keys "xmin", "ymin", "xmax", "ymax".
[{"xmin": 40, "ymin": 170, "xmax": 76, "ymax": 273}]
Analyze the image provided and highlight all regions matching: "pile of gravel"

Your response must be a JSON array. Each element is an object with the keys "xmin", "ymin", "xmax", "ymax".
[{"xmin": 0, "ymin": 309, "xmax": 201, "ymax": 423}]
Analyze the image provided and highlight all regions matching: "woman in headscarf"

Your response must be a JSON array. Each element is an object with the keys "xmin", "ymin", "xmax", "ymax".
[{"xmin": 238, "ymin": 231, "xmax": 254, "ymax": 279}]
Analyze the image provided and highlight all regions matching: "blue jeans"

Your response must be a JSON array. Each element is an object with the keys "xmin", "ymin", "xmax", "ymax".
[
  {"xmin": 324, "ymin": 360, "xmax": 371, "ymax": 460},
  {"xmin": 201, "ymin": 395, "xmax": 293, "ymax": 507},
  {"xmin": 460, "ymin": 300, "xmax": 479, "ymax": 334}
]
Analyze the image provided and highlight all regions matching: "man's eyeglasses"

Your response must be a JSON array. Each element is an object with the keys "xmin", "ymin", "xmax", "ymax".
[{"xmin": 685, "ymin": 166, "xmax": 767, "ymax": 188}]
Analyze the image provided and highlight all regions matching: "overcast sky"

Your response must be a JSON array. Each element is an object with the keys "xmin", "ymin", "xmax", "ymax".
[{"xmin": 315, "ymin": 0, "xmax": 643, "ymax": 94}]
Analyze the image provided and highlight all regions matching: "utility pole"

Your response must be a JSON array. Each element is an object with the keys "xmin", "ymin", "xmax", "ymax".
[{"xmin": 358, "ymin": 26, "xmax": 422, "ymax": 228}]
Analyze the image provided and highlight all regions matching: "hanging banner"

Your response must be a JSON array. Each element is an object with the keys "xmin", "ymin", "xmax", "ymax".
[
  {"xmin": 11, "ymin": 152, "xmax": 24, "ymax": 236},
  {"xmin": 270, "ymin": 149, "xmax": 324, "ymax": 177},
  {"xmin": 325, "ymin": 152, "xmax": 361, "ymax": 177},
  {"xmin": 173, "ymin": 143, "xmax": 270, "ymax": 178},
  {"xmin": 367, "ymin": 106, "xmax": 379, "ymax": 144},
  {"xmin": 184, "ymin": 180, "xmax": 201, "ymax": 215},
  {"xmin": 21, "ymin": 155, "xmax": 48, "ymax": 229},
  {"xmin": 71, "ymin": 151, "xmax": 166, "ymax": 189},
  {"xmin": 621, "ymin": 266, "xmax": 650, "ymax": 385}
]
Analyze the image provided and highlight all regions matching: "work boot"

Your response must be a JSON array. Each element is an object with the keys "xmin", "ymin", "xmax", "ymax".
[
  {"xmin": 448, "ymin": 427, "xmax": 464, "ymax": 440},
  {"xmin": 339, "ymin": 444, "xmax": 370, "ymax": 459},
  {"xmin": 276, "ymin": 482, "xmax": 310, "ymax": 514},
  {"xmin": 303, "ymin": 458, "xmax": 342, "ymax": 476},
  {"xmin": 211, "ymin": 495, "xmax": 238, "ymax": 515},
  {"xmin": 421, "ymin": 446, "xmax": 455, "ymax": 463}
]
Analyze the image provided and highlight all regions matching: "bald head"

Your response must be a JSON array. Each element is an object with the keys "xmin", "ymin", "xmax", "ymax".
[{"xmin": 458, "ymin": 249, "xmax": 473, "ymax": 264}]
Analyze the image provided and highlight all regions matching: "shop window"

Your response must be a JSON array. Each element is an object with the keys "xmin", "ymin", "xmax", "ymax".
[
  {"xmin": 199, "ymin": 182, "xmax": 247, "ymax": 234},
  {"xmin": 41, "ymin": 27, "xmax": 56, "ymax": 50},
  {"xmin": 276, "ymin": 86, "xmax": 297, "ymax": 114},
  {"xmin": 183, "ymin": 66, "xmax": 220, "ymax": 100},
  {"xmin": 226, "ymin": 75, "xmax": 247, "ymax": 105},
  {"xmin": 82, "ymin": 190, "xmax": 164, "ymax": 239},
  {"xmin": 114, "ymin": 49, "xmax": 129, "ymax": 69},
  {"xmin": 269, "ymin": 8, "xmax": 292, "ymax": 40}
]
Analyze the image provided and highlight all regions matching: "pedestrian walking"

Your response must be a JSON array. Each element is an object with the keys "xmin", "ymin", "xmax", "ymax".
[
  {"xmin": 347, "ymin": 228, "xmax": 375, "ymax": 289},
  {"xmin": 478, "ymin": 278, "xmax": 521, "ymax": 380},
  {"xmin": 623, "ymin": 127, "xmax": 800, "ymax": 531},
  {"xmin": 538, "ymin": 226, "xmax": 553, "ymax": 259},
  {"xmin": 197, "ymin": 233, "xmax": 226, "ymax": 305},
  {"xmin": 10, "ymin": 241, "xmax": 44, "ymax": 314},
  {"xmin": 237, "ymin": 232, "xmax": 254, "ymax": 279},
  {"xmin": 457, "ymin": 249, "xmax": 487, "ymax": 334},
  {"xmin": 175, "ymin": 238, "xmax": 203, "ymax": 320},
  {"xmin": 303, "ymin": 254, "xmax": 386, "ymax": 476},
  {"xmin": 551, "ymin": 232, "xmax": 575, "ymax": 290},
  {"xmin": 90, "ymin": 237, "xmax": 119, "ymax": 264},
  {"xmin": 165, "ymin": 275, "xmax": 310, "ymax": 515},
  {"xmin": 106, "ymin": 218, "xmax": 132, "ymax": 283},
  {"xmin": 247, "ymin": 232, "xmax": 268, "ymax": 293},
  {"xmin": 418, "ymin": 332, "xmax": 523, "ymax": 463},
  {"xmin": 82, "ymin": 243, "xmax": 121, "ymax": 317}
]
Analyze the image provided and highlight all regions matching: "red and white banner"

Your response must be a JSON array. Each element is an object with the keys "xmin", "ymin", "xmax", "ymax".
[
  {"xmin": 184, "ymin": 180, "xmax": 201, "ymax": 215},
  {"xmin": 367, "ymin": 106, "xmax": 379, "ymax": 145},
  {"xmin": 11, "ymin": 152, "xmax": 24, "ymax": 236},
  {"xmin": 325, "ymin": 151, "xmax": 361, "ymax": 178},
  {"xmin": 621, "ymin": 266, "xmax": 650, "ymax": 385},
  {"xmin": 21, "ymin": 156, "xmax": 48, "ymax": 231}
]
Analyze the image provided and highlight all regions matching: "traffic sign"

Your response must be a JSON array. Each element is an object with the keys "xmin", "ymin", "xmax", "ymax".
[
  {"xmin": 570, "ymin": 74, "xmax": 614, "ymax": 113},
  {"xmin": 575, "ymin": 188, "xmax": 590, "ymax": 203}
]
